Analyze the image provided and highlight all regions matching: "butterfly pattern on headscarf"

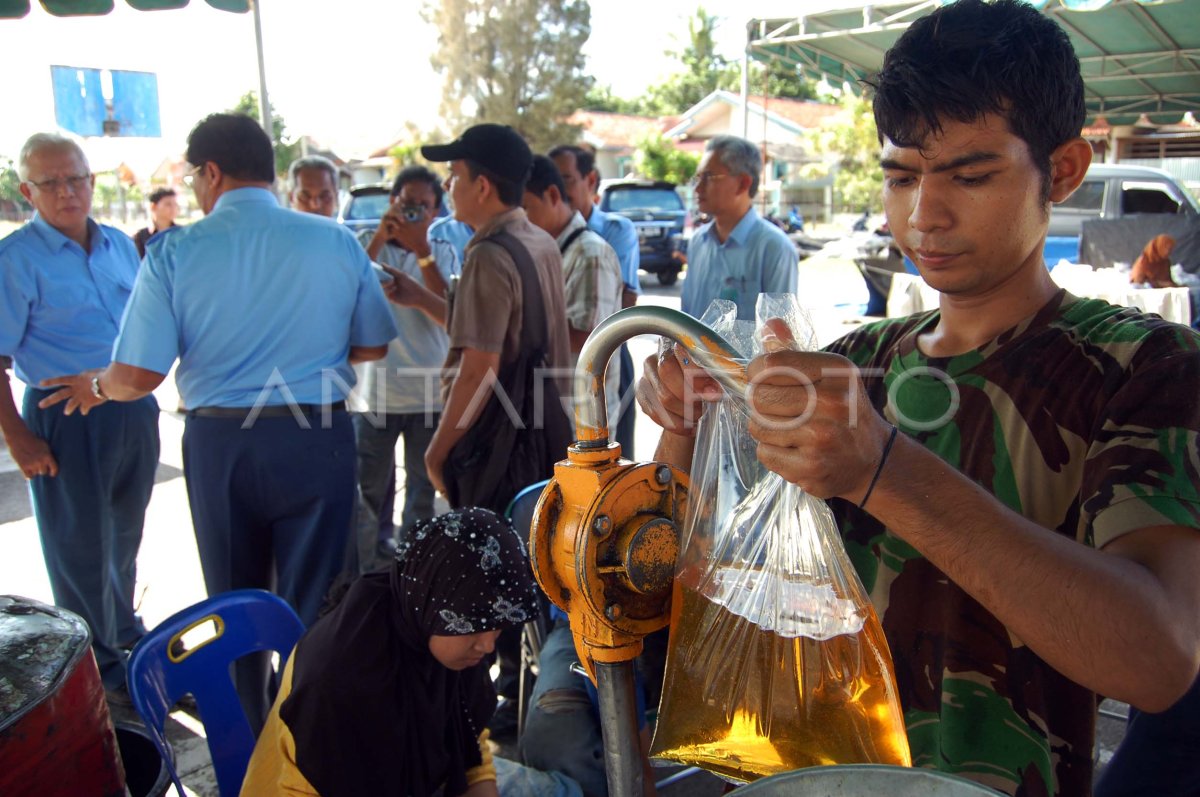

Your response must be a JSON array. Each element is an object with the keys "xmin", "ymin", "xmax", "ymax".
[
  {"xmin": 393, "ymin": 508, "xmax": 542, "ymax": 639},
  {"xmin": 493, "ymin": 597, "xmax": 527, "ymax": 624},
  {"xmin": 438, "ymin": 610, "xmax": 475, "ymax": 634},
  {"xmin": 479, "ymin": 536, "xmax": 501, "ymax": 570}
]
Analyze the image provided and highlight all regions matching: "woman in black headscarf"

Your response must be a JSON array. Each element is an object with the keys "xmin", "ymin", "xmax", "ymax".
[{"xmin": 241, "ymin": 507, "xmax": 542, "ymax": 797}]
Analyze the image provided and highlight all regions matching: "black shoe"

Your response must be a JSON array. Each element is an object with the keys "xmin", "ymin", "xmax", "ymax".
[
  {"xmin": 105, "ymin": 684, "xmax": 133, "ymax": 709},
  {"xmin": 487, "ymin": 697, "xmax": 520, "ymax": 740},
  {"xmin": 118, "ymin": 636, "xmax": 144, "ymax": 654}
]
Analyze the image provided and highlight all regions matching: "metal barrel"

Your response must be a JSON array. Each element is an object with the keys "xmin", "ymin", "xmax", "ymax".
[{"xmin": 732, "ymin": 765, "xmax": 1004, "ymax": 795}]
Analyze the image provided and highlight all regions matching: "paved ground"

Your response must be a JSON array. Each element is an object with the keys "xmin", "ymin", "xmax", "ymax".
[{"xmin": 1, "ymin": 251, "xmax": 1128, "ymax": 794}]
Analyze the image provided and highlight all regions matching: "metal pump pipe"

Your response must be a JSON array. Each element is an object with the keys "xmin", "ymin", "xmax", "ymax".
[
  {"xmin": 572, "ymin": 306, "xmax": 747, "ymax": 449},
  {"xmin": 554, "ymin": 306, "xmax": 746, "ymax": 797}
]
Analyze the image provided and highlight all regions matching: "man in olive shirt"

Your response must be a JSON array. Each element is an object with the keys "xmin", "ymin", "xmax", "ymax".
[
  {"xmin": 421, "ymin": 123, "xmax": 571, "ymax": 738},
  {"xmin": 420, "ymin": 124, "xmax": 571, "ymax": 509}
]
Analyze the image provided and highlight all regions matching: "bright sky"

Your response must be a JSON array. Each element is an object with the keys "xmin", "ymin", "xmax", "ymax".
[{"xmin": 0, "ymin": 0, "xmax": 842, "ymax": 178}]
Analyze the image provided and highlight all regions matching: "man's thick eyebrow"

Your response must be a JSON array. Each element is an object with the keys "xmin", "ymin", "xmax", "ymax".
[{"xmin": 879, "ymin": 152, "xmax": 1004, "ymax": 173}]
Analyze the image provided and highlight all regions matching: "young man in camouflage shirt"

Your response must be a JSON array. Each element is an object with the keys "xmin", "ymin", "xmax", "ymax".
[{"xmin": 636, "ymin": 2, "xmax": 1200, "ymax": 795}]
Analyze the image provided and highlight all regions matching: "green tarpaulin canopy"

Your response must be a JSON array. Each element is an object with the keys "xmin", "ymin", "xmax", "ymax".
[
  {"xmin": 0, "ymin": 0, "xmax": 247, "ymax": 16},
  {"xmin": 747, "ymin": 0, "xmax": 1200, "ymax": 125}
]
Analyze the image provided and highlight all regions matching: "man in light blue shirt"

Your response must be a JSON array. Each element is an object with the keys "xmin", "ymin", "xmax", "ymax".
[
  {"xmin": 550, "ymin": 144, "xmax": 641, "ymax": 457},
  {"xmin": 0, "ymin": 133, "xmax": 160, "ymax": 702},
  {"xmin": 681, "ymin": 135, "xmax": 798, "ymax": 321},
  {"xmin": 427, "ymin": 212, "xmax": 474, "ymax": 265},
  {"xmin": 40, "ymin": 114, "xmax": 398, "ymax": 725}
]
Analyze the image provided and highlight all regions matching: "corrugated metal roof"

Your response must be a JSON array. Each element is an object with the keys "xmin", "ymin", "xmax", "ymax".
[{"xmin": 747, "ymin": 0, "xmax": 1200, "ymax": 125}]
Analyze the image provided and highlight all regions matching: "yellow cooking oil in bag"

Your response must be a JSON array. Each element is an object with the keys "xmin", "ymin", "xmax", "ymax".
[{"xmin": 648, "ymin": 295, "xmax": 910, "ymax": 784}]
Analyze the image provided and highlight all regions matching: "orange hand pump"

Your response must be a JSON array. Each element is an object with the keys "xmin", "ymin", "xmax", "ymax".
[{"xmin": 528, "ymin": 306, "xmax": 746, "ymax": 797}]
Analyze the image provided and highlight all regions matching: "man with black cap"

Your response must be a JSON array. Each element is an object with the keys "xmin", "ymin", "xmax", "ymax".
[
  {"xmin": 419, "ymin": 123, "xmax": 571, "ymax": 509},
  {"xmin": 419, "ymin": 122, "xmax": 573, "ymax": 739}
]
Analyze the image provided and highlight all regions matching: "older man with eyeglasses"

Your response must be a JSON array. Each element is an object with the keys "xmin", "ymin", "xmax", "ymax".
[
  {"xmin": 0, "ymin": 132, "xmax": 160, "ymax": 707},
  {"xmin": 680, "ymin": 135, "xmax": 798, "ymax": 322}
]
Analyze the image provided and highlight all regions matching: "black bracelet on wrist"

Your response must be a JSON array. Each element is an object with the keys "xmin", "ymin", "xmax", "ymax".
[{"xmin": 859, "ymin": 424, "xmax": 899, "ymax": 510}]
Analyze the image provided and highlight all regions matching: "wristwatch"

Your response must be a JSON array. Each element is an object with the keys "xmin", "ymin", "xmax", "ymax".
[
  {"xmin": 417, "ymin": 253, "xmax": 437, "ymax": 268},
  {"xmin": 90, "ymin": 376, "xmax": 108, "ymax": 402}
]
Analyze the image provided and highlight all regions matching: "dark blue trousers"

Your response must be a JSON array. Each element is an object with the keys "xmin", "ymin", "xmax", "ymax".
[
  {"xmin": 182, "ymin": 409, "xmax": 355, "ymax": 728},
  {"xmin": 24, "ymin": 390, "xmax": 159, "ymax": 690},
  {"xmin": 616, "ymin": 345, "xmax": 636, "ymax": 459},
  {"xmin": 1095, "ymin": 674, "xmax": 1200, "ymax": 797}
]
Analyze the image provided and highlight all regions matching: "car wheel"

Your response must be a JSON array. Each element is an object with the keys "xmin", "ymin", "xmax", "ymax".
[{"xmin": 658, "ymin": 267, "xmax": 680, "ymax": 287}]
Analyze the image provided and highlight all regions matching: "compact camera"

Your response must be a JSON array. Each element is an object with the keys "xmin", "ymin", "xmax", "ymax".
[{"xmin": 400, "ymin": 206, "xmax": 425, "ymax": 223}]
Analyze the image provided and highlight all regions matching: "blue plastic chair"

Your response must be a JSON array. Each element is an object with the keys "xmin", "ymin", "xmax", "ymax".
[
  {"xmin": 126, "ymin": 589, "xmax": 305, "ymax": 797},
  {"xmin": 505, "ymin": 478, "xmax": 551, "ymax": 543},
  {"xmin": 504, "ymin": 479, "xmax": 551, "ymax": 732}
]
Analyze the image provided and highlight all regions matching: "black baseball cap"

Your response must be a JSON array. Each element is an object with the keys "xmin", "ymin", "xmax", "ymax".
[{"xmin": 421, "ymin": 124, "xmax": 532, "ymax": 184}]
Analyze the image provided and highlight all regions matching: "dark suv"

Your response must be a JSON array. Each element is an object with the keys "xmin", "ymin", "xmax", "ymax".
[{"xmin": 598, "ymin": 179, "xmax": 687, "ymax": 286}]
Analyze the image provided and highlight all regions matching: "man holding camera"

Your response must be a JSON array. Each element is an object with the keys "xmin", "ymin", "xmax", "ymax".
[{"xmin": 357, "ymin": 166, "xmax": 459, "ymax": 571}]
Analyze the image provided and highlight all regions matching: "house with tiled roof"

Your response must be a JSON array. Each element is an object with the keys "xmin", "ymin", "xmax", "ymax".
[
  {"xmin": 664, "ymin": 90, "xmax": 843, "ymax": 220},
  {"xmin": 567, "ymin": 110, "xmax": 676, "ymax": 179}
]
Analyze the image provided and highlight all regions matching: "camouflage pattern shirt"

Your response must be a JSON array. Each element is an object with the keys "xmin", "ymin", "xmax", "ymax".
[{"xmin": 824, "ymin": 290, "xmax": 1200, "ymax": 797}]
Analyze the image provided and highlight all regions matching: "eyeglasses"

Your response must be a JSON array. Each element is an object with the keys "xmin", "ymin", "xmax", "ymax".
[
  {"xmin": 689, "ymin": 172, "xmax": 731, "ymax": 188},
  {"xmin": 183, "ymin": 164, "xmax": 205, "ymax": 188},
  {"xmin": 25, "ymin": 173, "xmax": 91, "ymax": 194}
]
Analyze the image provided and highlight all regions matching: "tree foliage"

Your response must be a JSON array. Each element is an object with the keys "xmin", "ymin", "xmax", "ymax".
[
  {"xmin": 425, "ymin": 0, "xmax": 593, "ymax": 152},
  {"xmin": 807, "ymin": 91, "xmax": 882, "ymax": 213},
  {"xmin": 642, "ymin": 8, "xmax": 817, "ymax": 115},
  {"xmin": 582, "ymin": 85, "xmax": 648, "ymax": 116},
  {"xmin": 756, "ymin": 59, "xmax": 815, "ymax": 101},
  {"xmin": 633, "ymin": 135, "xmax": 699, "ymax": 185},
  {"xmin": 644, "ymin": 7, "xmax": 737, "ymax": 115},
  {"xmin": 0, "ymin": 157, "xmax": 29, "ymax": 212},
  {"xmin": 231, "ymin": 91, "xmax": 303, "ymax": 176}
]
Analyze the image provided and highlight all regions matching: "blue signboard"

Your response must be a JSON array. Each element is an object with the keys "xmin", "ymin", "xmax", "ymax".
[{"xmin": 50, "ymin": 65, "xmax": 161, "ymax": 137}]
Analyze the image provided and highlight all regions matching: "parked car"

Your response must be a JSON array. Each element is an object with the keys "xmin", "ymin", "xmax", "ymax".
[
  {"xmin": 1047, "ymin": 164, "xmax": 1199, "ymax": 263},
  {"xmin": 339, "ymin": 183, "xmax": 390, "ymax": 237},
  {"xmin": 598, "ymin": 179, "xmax": 687, "ymax": 286}
]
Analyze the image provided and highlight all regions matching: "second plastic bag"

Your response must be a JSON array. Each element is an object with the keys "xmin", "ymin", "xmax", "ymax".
[{"xmin": 649, "ymin": 296, "xmax": 911, "ymax": 783}]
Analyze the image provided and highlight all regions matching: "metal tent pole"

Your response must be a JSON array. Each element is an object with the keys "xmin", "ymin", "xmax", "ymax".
[{"xmin": 250, "ymin": 0, "xmax": 273, "ymax": 138}]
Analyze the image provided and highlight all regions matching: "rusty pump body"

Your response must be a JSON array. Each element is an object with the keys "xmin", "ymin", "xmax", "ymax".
[{"xmin": 529, "ymin": 306, "xmax": 746, "ymax": 797}]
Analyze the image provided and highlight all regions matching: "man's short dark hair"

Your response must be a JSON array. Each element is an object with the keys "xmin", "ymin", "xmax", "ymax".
[
  {"xmin": 185, "ymin": 113, "xmax": 276, "ymax": 183},
  {"xmin": 391, "ymin": 165, "xmax": 444, "ymax": 207},
  {"xmin": 868, "ymin": 0, "xmax": 1084, "ymax": 202},
  {"xmin": 548, "ymin": 144, "xmax": 595, "ymax": 178},
  {"xmin": 148, "ymin": 187, "xmax": 176, "ymax": 205},
  {"xmin": 525, "ymin": 155, "xmax": 567, "ymax": 201},
  {"xmin": 465, "ymin": 159, "xmax": 525, "ymax": 207}
]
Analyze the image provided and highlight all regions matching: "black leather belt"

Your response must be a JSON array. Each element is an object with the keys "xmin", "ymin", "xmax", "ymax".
[{"xmin": 188, "ymin": 401, "xmax": 346, "ymax": 419}]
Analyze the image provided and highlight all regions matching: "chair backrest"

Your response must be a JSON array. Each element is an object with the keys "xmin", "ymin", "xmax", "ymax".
[
  {"xmin": 505, "ymin": 478, "xmax": 551, "ymax": 544},
  {"xmin": 127, "ymin": 589, "xmax": 305, "ymax": 797}
]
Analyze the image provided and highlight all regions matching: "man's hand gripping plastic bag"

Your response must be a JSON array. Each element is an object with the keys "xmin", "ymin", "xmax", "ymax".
[{"xmin": 649, "ymin": 295, "xmax": 911, "ymax": 783}]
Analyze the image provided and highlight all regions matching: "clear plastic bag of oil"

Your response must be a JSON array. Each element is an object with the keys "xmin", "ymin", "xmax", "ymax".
[{"xmin": 649, "ymin": 295, "xmax": 911, "ymax": 783}]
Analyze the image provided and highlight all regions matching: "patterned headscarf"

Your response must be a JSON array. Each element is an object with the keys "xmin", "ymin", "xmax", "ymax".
[
  {"xmin": 392, "ymin": 507, "xmax": 540, "ymax": 649},
  {"xmin": 282, "ymin": 508, "xmax": 539, "ymax": 797}
]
